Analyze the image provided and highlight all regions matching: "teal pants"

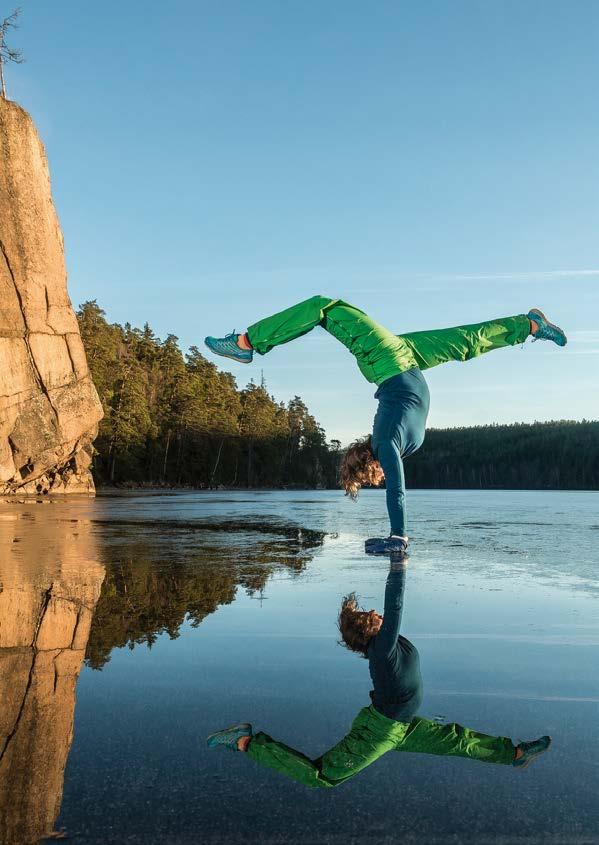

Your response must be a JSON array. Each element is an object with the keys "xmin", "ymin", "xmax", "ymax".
[
  {"xmin": 247, "ymin": 296, "xmax": 531, "ymax": 386},
  {"xmin": 246, "ymin": 705, "xmax": 516, "ymax": 789}
]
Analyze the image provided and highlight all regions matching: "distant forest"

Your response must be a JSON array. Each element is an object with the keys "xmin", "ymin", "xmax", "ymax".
[
  {"xmin": 78, "ymin": 302, "xmax": 599, "ymax": 490},
  {"xmin": 406, "ymin": 420, "xmax": 599, "ymax": 490}
]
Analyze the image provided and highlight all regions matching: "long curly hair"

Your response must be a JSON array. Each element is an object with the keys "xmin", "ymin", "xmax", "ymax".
[
  {"xmin": 340, "ymin": 436, "xmax": 379, "ymax": 500},
  {"xmin": 337, "ymin": 592, "xmax": 380, "ymax": 658}
]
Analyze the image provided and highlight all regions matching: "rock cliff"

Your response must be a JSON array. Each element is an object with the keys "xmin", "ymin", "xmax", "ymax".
[
  {"xmin": 0, "ymin": 505, "xmax": 105, "ymax": 844},
  {"xmin": 0, "ymin": 97, "xmax": 103, "ymax": 494}
]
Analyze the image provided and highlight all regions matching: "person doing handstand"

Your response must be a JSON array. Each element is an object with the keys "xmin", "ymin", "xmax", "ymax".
[
  {"xmin": 205, "ymin": 297, "xmax": 567, "ymax": 554},
  {"xmin": 207, "ymin": 559, "xmax": 551, "ymax": 785}
]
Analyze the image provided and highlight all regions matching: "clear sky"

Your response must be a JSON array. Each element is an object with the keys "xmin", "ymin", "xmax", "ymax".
[{"xmin": 9, "ymin": 1, "xmax": 599, "ymax": 443}]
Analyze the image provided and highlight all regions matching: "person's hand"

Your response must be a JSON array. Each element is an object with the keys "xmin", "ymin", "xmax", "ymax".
[{"xmin": 365, "ymin": 535, "xmax": 409, "ymax": 556}]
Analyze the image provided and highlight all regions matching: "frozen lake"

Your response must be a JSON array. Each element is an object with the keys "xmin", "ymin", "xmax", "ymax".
[{"xmin": 1, "ymin": 489, "xmax": 598, "ymax": 844}]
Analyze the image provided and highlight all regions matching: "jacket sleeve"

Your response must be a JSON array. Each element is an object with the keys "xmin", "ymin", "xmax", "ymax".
[
  {"xmin": 376, "ymin": 439, "xmax": 407, "ymax": 536},
  {"xmin": 375, "ymin": 566, "xmax": 407, "ymax": 656}
]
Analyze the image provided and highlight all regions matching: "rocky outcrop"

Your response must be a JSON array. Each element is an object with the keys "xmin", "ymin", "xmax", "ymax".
[
  {"xmin": 0, "ymin": 98, "xmax": 103, "ymax": 494},
  {"xmin": 0, "ymin": 504, "xmax": 105, "ymax": 844}
]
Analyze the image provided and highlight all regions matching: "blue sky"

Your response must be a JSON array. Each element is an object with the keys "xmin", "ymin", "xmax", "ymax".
[{"xmin": 10, "ymin": 1, "xmax": 599, "ymax": 443}]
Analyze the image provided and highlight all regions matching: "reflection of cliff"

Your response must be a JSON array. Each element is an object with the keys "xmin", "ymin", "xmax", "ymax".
[
  {"xmin": 86, "ymin": 518, "xmax": 326, "ymax": 668},
  {"xmin": 0, "ymin": 509, "xmax": 104, "ymax": 845}
]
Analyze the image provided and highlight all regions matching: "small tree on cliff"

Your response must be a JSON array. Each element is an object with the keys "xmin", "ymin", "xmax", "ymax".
[{"xmin": 0, "ymin": 8, "xmax": 23, "ymax": 99}]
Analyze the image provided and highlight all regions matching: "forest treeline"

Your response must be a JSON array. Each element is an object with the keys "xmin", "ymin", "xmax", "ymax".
[
  {"xmin": 78, "ymin": 302, "xmax": 599, "ymax": 490},
  {"xmin": 77, "ymin": 301, "xmax": 340, "ymax": 487},
  {"xmin": 405, "ymin": 420, "xmax": 599, "ymax": 490}
]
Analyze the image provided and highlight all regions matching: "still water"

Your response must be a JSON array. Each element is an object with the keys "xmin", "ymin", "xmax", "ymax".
[{"xmin": 1, "ymin": 490, "xmax": 598, "ymax": 844}]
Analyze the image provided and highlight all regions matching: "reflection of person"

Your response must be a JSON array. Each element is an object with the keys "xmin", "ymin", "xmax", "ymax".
[
  {"xmin": 207, "ymin": 561, "xmax": 551, "ymax": 786},
  {"xmin": 205, "ymin": 297, "xmax": 567, "ymax": 554}
]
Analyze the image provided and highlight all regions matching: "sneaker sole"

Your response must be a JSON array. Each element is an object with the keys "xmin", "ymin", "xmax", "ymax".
[
  {"xmin": 204, "ymin": 342, "xmax": 252, "ymax": 364},
  {"xmin": 206, "ymin": 723, "xmax": 252, "ymax": 747}
]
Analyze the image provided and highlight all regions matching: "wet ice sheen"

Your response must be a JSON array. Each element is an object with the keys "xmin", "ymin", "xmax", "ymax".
[{"xmin": 0, "ymin": 490, "xmax": 598, "ymax": 844}]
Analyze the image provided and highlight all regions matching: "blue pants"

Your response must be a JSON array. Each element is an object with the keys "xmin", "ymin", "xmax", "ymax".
[{"xmin": 371, "ymin": 369, "xmax": 431, "ymax": 536}]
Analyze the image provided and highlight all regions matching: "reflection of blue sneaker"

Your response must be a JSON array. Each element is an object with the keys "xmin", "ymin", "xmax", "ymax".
[
  {"xmin": 365, "ymin": 536, "xmax": 409, "ymax": 556},
  {"xmin": 204, "ymin": 333, "xmax": 254, "ymax": 363},
  {"xmin": 512, "ymin": 736, "xmax": 552, "ymax": 769},
  {"xmin": 527, "ymin": 309, "xmax": 567, "ymax": 347},
  {"xmin": 207, "ymin": 722, "xmax": 253, "ymax": 751}
]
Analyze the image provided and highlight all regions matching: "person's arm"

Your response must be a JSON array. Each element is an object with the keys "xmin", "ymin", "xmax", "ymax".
[
  {"xmin": 376, "ymin": 439, "xmax": 407, "ymax": 537},
  {"xmin": 375, "ymin": 562, "xmax": 408, "ymax": 656}
]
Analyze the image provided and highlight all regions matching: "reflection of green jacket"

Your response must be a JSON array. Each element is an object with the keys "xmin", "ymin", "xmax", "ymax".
[{"xmin": 247, "ymin": 704, "xmax": 515, "ymax": 789}]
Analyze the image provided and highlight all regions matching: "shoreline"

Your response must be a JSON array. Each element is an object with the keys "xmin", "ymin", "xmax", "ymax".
[{"xmin": 95, "ymin": 484, "xmax": 599, "ymax": 494}]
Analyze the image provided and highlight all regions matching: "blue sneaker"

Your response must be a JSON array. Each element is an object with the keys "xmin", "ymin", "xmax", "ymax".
[
  {"xmin": 365, "ymin": 536, "xmax": 409, "ymax": 557},
  {"xmin": 527, "ymin": 309, "xmax": 567, "ymax": 347},
  {"xmin": 512, "ymin": 735, "xmax": 552, "ymax": 769},
  {"xmin": 204, "ymin": 333, "xmax": 254, "ymax": 363},
  {"xmin": 207, "ymin": 722, "xmax": 253, "ymax": 751}
]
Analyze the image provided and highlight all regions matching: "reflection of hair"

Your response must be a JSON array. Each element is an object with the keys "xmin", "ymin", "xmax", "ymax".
[
  {"xmin": 340, "ymin": 436, "xmax": 377, "ymax": 500},
  {"xmin": 337, "ymin": 593, "xmax": 380, "ymax": 658}
]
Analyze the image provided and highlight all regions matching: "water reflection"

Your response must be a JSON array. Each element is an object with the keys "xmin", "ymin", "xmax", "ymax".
[
  {"xmin": 86, "ymin": 518, "xmax": 326, "ymax": 668},
  {"xmin": 0, "ymin": 505, "xmax": 326, "ymax": 844},
  {"xmin": 2, "ymin": 495, "xmax": 582, "ymax": 843},
  {"xmin": 0, "ymin": 511, "xmax": 104, "ymax": 845},
  {"xmin": 208, "ymin": 562, "xmax": 552, "ymax": 785}
]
